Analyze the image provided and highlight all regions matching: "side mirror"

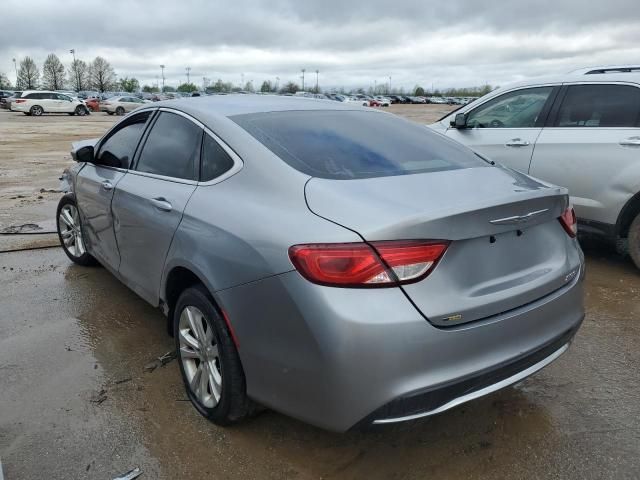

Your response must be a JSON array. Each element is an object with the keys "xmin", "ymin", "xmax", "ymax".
[
  {"xmin": 74, "ymin": 145, "xmax": 95, "ymax": 163},
  {"xmin": 451, "ymin": 112, "xmax": 468, "ymax": 129}
]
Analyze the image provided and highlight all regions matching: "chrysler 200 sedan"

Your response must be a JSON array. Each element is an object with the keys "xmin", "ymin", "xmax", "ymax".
[{"xmin": 57, "ymin": 96, "xmax": 585, "ymax": 431}]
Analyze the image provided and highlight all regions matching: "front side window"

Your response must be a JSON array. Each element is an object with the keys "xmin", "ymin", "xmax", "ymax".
[
  {"xmin": 555, "ymin": 84, "xmax": 640, "ymax": 127},
  {"xmin": 201, "ymin": 134, "xmax": 235, "ymax": 181},
  {"xmin": 96, "ymin": 111, "xmax": 152, "ymax": 168},
  {"xmin": 56, "ymin": 94, "xmax": 71, "ymax": 101},
  {"xmin": 466, "ymin": 87, "xmax": 554, "ymax": 128},
  {"xmin": 135, "ymin": 112, "xmax": 201, "ymax": 180}
]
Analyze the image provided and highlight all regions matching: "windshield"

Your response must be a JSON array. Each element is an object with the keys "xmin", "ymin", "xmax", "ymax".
[{"xmin": 232, "ymin": 110, "xmax": 485, "ymax": 180}]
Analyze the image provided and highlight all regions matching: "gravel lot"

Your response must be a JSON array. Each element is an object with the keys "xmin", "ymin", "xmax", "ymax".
[{"xmin": 1, "ymin": 106, "xmax": 639, "ymax": 480}]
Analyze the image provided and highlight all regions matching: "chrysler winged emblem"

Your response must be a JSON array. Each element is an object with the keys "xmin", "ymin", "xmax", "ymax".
[{"xmin": 489, "ymin": 208, "xmax": 549, "ymax": 226}]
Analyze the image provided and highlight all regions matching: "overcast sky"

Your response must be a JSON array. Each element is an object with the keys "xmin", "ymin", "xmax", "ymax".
[{"xmin": 2, "ymin": 0, "xmax": 639, "ymax": 91}]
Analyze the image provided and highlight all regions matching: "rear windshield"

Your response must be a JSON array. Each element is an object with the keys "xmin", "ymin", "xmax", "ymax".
[{"xmin": 231, "ymin": 110, "xmax": 485, "ymax": 179}]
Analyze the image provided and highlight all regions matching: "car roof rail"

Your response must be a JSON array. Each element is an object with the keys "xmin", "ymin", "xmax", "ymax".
[{"xmin": 569, "ymin": 65, "xmax": 640, "ymax": 75}]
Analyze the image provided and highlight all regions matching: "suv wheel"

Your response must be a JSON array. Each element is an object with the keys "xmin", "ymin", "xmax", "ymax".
[
  {"xmin": 627, "ymin": 214, "xmax": 640, "ymax": 269},
  {"xmin": 30, "ymin": 105, "xmax": 43, "ymax": 116},
  {"xmin": 115, "ymin": 106, "xmax": 125, "ymax": 115},
  {"xmin": 56, "ymin": 195, "xmax": 96, "ymax": 266},
  {"xmin": 75, "ymin": 105, "xmax": 87, "ymax": 116},
  {"xmin": 174, "ymin": 284, "xmax": 252, "ymax": 425}
]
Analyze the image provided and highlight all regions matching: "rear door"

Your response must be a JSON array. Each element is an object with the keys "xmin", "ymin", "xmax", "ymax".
[
  {"xmin": 445, "ymin": 86, "xmax": 558, "ymax": 173},
  {"xmin": 112, "ymin": 110, "xmax": 201, "ymax": 304},
  {"xmin": 530, "ymin": 83, "xmax": 640, "ymax": 226},
  {"xmin": 75, "ymin": 110, "xmax": 153, "ymax": 269}
]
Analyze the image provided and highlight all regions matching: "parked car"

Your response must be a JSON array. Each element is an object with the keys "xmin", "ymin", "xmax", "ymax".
[
  {"xmin": 11, "ymin": 91, "xmax": 89, "ymax": 116},
  {"xmin": 374, "ymin": 96, "xmax": 391, "ymax": 107},
  {"xmin": 57, "ymin": 95, "xmax": 584, "ymax": 432},
  {"xmin": 84, "ymin": 97, "xmax": 100, "ymax": 112},
  {"xmin": 0, "ymin": 90, "xmax": 16, "ymax": 109},
  {"xmin": 100, "ymin": 96, "xmax": 148, "ymax": 115},
  {"xmin": 1, "ymin": 91, "xmax": 22, "ymax": 110},
  {"xmin": 432, "ymin": 65, "xmax": 640, "ymax": 269}
]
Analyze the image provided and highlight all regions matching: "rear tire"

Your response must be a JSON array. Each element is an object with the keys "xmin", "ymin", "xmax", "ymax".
[
  {"xmin": 627, "ymin": 214, "xmax": 640, "ymax": 270},
  {"xmin": 174, "ymin": 284, "xmax": 252, "ymax": 426},
  {"xmin": 56, "ymin": 195, "xmax": 97, "ymax": 266},
  {"xmin": 115, "ymin": 106, "xmax": 125, "ymax": 116},
  {"xmin": 30, "ymin": 105, "xmax": 43, "ymax": 116}
]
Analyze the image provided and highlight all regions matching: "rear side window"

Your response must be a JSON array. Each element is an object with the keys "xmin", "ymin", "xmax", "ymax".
[
  {"xmin": 201, "ymin": 134, "xmax": 235, "ymax": 181},
  {"xmin": 555, "ymin": 84, "xmax": 640, "ymax": 127},
  {"xmin": 231, "ymin": 110, "xmax": 485, "ymax": 179},
  {"xmin": 96, "ymin": 111, "xmax": 151, "ymax": 169},
  {"xmin": 136, "ymin": 112, "xmax": 201, "ymax": 180}
]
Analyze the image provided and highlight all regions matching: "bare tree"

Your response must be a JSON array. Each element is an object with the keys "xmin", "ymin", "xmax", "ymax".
[
  {"xmin": 68, "ymin": 59, "xmax": 90, "ymax": 92},
  {"xmin": 0, "ymin": 72, "xmax": 11, "ymax": 89},
  {"xmin": 42, "ymin": 53, "xmax": 66, "ymax": 90},
  {"xmin": 90, "ymin": 56, "xmax": 116, "ymax": 93},
  {"xmin": 17, "ymin": 57, "xmax": 39, "ymax": 90}
]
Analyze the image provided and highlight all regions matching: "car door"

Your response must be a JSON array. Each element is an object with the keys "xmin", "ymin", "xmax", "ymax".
[
  {"xmin": 529, "ymin": 83, "xmax": 640, "ymax": 227},
  {"xmin": 74, "ymin": 110, "xmax": 154, "ymax": 269},
  {"xmin": 56, "ymin": 93, "xmax": 76, "ymax": 112},
  {"xmin": 445, "ymin": 86, "xmax": 558, "ymax": 173},
  {"xmin": 124, "ymin": 97, "xmax": 138, "ymax": 112},
  {"xmin": 111, "ymin": 110, "xmax": 201, "ymax": 304}
]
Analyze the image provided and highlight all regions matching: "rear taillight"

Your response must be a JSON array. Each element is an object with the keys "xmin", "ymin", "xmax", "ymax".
[
  {"xmin": 559, "ymin": 206, "xmax": 577, "ymax": 237},
  {"xmin": 15, "ymin": 99, "xmax": 26, "ymax": 103},
  {"xmin": 288, "ymin": 240, "xmax": 449, "ymax": 287}
]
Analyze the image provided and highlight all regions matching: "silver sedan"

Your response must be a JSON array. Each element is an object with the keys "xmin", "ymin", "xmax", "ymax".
[{"xmin": 57, "ymin": 96, "xmax": 585, "ymax": 431}]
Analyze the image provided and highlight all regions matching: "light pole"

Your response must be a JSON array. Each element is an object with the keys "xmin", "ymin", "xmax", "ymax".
[
  {"xmin": 301, "ymin": 69, "xmax": 305, "ymax": 91},
  {"xmin": 275, "ymin": 76, "xmax": 280, "ymax": 91},
  {"xmin": 186, "ymin": 67, "xmax": 191, "ymax": 85},
  {"xmin": 315, "ymin": 69, "xmax": 319, "ymax": 93},
  {"xmin": 70, "ymin": 49, "xmax": 80, "ymax": 92},
  {"xmin": 241, "ymin": 73, "xmax": 244, "ymax": 88},
  {"xmin": 155, "ymin": 75, "xmax": 159, "ymax": 90},
  {"xmin": 389, "ymin": 75, "xmax": 392, "ymax": 94},
  {"xmin": 12, "ymin": 58, "xmax": 17, "ymax": 88},
  {"xmin": 160, "ymin": 65, "xmax": 165, "ymax": 92},
  {"xmin": 374, "ymin": 79, "xmax": 377, "ymax": 94}
]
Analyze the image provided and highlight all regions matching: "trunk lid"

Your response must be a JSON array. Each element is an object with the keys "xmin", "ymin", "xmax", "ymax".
[{"xmin": 305, "ymin": 166, "xmax": 581, "ymax": 326}]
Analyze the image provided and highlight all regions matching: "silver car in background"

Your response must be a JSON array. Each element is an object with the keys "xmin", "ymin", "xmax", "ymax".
[
  {"xmin": 432, "ymin": 65, "xmax": 640, "ymax": 269},
  {"xmin": 57, "ymin": 96, "xmax": 584, "ymax": 431}
]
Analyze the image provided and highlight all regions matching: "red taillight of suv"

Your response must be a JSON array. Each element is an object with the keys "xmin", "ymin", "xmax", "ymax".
[
  {"xmin": 559, "ymin": 206, "xmax": 577, "ymax": 238},
  {"xmin": 288, "ymin": 240, "xmax": 449, "ymax": 287},
  {"xmin": 15, "ymin": 99, "xmax": 26, "ymax": 103}
]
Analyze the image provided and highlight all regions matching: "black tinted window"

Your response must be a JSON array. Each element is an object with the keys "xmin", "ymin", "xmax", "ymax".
[
  {"xmin": 201, "ymin": 134, "xmax": 235, "ymax": 181},
  {"xmin": 136, "ymin": 112, "xmax": 201, "ymax": 180},
  {"xmin": 232, "ymin": 110, "xmax": 485, "ymax": 179},
  {"xmin": 97, "ymin": 112, "xmax": 151, "ymax": 168},
  {"xmin": 556, "ymin": 84, "xmax": 640, "ymax": 127}
]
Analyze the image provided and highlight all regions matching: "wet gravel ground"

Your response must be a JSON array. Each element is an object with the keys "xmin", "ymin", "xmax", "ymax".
[
  {"xmin": 1, "ymin": 106, "xmax": 639, "ymax": 479},
  {"xmin": 0, "ymin": 242, "xmax": 638, "ymax": 480}
]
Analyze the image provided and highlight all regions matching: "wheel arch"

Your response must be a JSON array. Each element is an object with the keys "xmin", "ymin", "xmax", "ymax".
[
  {"xmin": 162, "ymin": 263, "xmax": 219, "ymax": 337},
  {"xmin": 616, "ymin": 191, "xmax": 640, "ymax": 238}
]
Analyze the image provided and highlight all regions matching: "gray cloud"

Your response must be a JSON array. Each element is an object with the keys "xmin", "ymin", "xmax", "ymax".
[{"xmin": 1, "ymin": 0, "xmax": 639, "ymax": 90}]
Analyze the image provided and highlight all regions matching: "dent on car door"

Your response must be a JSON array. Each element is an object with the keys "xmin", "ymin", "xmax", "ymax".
[
  {"xmin": 530, "ymin": 83, "xmax": 640, "ymax": 227},
  {"xmin": 74, "ymin": 111, "xmax": 153, "ymax": 269},
  {"xmin": 445, "ymin": 86, "xmax": 558, "ymax": 173},
  {"xmin": 111, "ymin": 111, "xmax": 201, "ymax": 305}
]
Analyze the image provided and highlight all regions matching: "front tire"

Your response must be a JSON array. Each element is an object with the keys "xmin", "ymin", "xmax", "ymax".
[
  {"xmin": 174, "ymin": 285, "xmax": 252, "ymax": 426},
  {"xmin": 75, "ymin": 106, "xmax": 88, "ymax": 116},
  {"xmin": 56, "ymin": 195, "xmax": 96, "ymax": 266},
  {"xmin": 628, "ymin": 214, "xmax": 640, "ymax": 269}
]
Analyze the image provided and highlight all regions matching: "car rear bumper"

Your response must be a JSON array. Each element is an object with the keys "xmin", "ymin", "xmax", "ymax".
[{"xmin": 217, "ymin": 257, "xmax": 585, "ymax": 432}]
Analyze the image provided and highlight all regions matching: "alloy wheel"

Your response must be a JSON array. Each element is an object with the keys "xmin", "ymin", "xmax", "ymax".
[
  {"xmin": 178, "ymin": 305, "xmax": 223, "ymax": 408},
  {"xmin": 57, "ymin": 204, "xmax": 86, "ymax": 258}
]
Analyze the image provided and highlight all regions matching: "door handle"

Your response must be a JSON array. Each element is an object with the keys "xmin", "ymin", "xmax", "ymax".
[
  {"xmin": 150, "ymin": 197, "xmax": 172, "ymax": 212},
  {"xmin": 505, "ymin": 138, "xmax": 530, "ymax": 147},
  {"xmin": 619, "ymin": 136, "xmax": 640, "ymax": 147},
  {"xmin": 101, "ymin": 180, "xmax": 114, "ymax": 191}
]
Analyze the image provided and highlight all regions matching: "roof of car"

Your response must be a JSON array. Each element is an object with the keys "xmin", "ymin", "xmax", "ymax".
[{"xmin": 150, "ymin": 94, "xmax": 362, "ymax": 118}]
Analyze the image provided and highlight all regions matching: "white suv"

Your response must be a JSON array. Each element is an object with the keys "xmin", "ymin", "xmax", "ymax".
[
  {"xmin": 431, "ymin": 65, "xmax": 640, "ymax": 268},
  {"xmin": 11, "ymin": 90, "xmax": 89, "ymax": 116}
]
